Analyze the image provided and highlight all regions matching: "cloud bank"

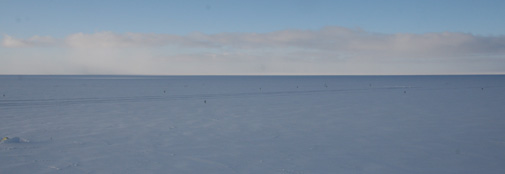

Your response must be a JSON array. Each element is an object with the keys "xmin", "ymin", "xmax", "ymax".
[
  {"xmin": 2, "ymin": 26, "xmax": 505, "ymax": 75},
  {"xmin": 2, "ymin": 35, "xmax": 59, "ymax": 48}
]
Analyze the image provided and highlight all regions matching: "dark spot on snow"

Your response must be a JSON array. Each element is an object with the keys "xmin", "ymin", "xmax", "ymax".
[
  {"xmin": 204, "ymin": 100, "xmax": 206, "ymax": 104},
  {"xmin": 1, "ymin": 137, "xmax": 30, "ymax": 143}
]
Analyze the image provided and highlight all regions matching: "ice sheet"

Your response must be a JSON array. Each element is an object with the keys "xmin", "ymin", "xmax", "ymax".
[{"xmin": 1, "ymin": 75, "xmax": 505, "ymax": 174}]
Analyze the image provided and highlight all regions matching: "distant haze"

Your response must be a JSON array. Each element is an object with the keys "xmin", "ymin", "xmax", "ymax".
[{"xmin": 2, "ymin": 27, "xmax": 504, "ymax": 75}]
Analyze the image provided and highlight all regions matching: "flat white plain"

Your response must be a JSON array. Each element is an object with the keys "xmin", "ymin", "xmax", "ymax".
[{"xmin": 1, "ymin": 75, "xmax": 504, "ymax": 174}]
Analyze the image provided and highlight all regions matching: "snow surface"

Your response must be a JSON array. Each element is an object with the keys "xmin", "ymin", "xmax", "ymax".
[{"xmin": 1, "ymin": 75, "xmax": 505, "ymax": 174}]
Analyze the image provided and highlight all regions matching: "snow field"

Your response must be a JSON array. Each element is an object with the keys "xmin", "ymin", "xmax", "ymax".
[{"xmin": 1, "ymin": 75, "xmax": 505, "ymax": 174}]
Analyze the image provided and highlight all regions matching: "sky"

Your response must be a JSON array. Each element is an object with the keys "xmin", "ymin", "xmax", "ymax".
[{"xmin": 1, "ymin": 0, "xmax": 505, "ymax": 75}]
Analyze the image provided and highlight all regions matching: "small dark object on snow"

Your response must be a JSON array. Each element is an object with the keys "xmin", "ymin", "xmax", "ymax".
[
  {"xmin": 1, "ymin": 137, "xmax": 29, "ymax": 143},
  {"xmin": 164, "ymin": 90, "xmax": 166, "ymax": 93},
  {"xmin": 404, "ymin": 91, "xmax": 406, "ymax": 94},
  {"xmin": 204, "ymin": 100, "xmax": 206, "ymax": 104}
]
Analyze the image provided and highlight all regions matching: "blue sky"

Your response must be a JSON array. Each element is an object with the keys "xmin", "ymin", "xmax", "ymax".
[
  {"xmin": 2, "ymin": 0, "xmax": 505, "ymax": 36},
  {"xmin": 1, "ymin": 0, "xmax": 505, "ymax": 75}
]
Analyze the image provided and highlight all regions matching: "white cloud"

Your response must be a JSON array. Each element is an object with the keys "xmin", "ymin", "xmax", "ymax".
[
  {"xmin": 64, "ymin": 32, "xmax": 188, "ymax": 48},
  {"xmin": 1, "ymin": 26, "xmax": 505, "ymax": 75},
  {"xmin": 2, "ymin": 35, "xmax": 28, "ymax": 47},
  {"xmin": 2, "ymin": 35, "xmax": 58, "ymax": 48}
]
